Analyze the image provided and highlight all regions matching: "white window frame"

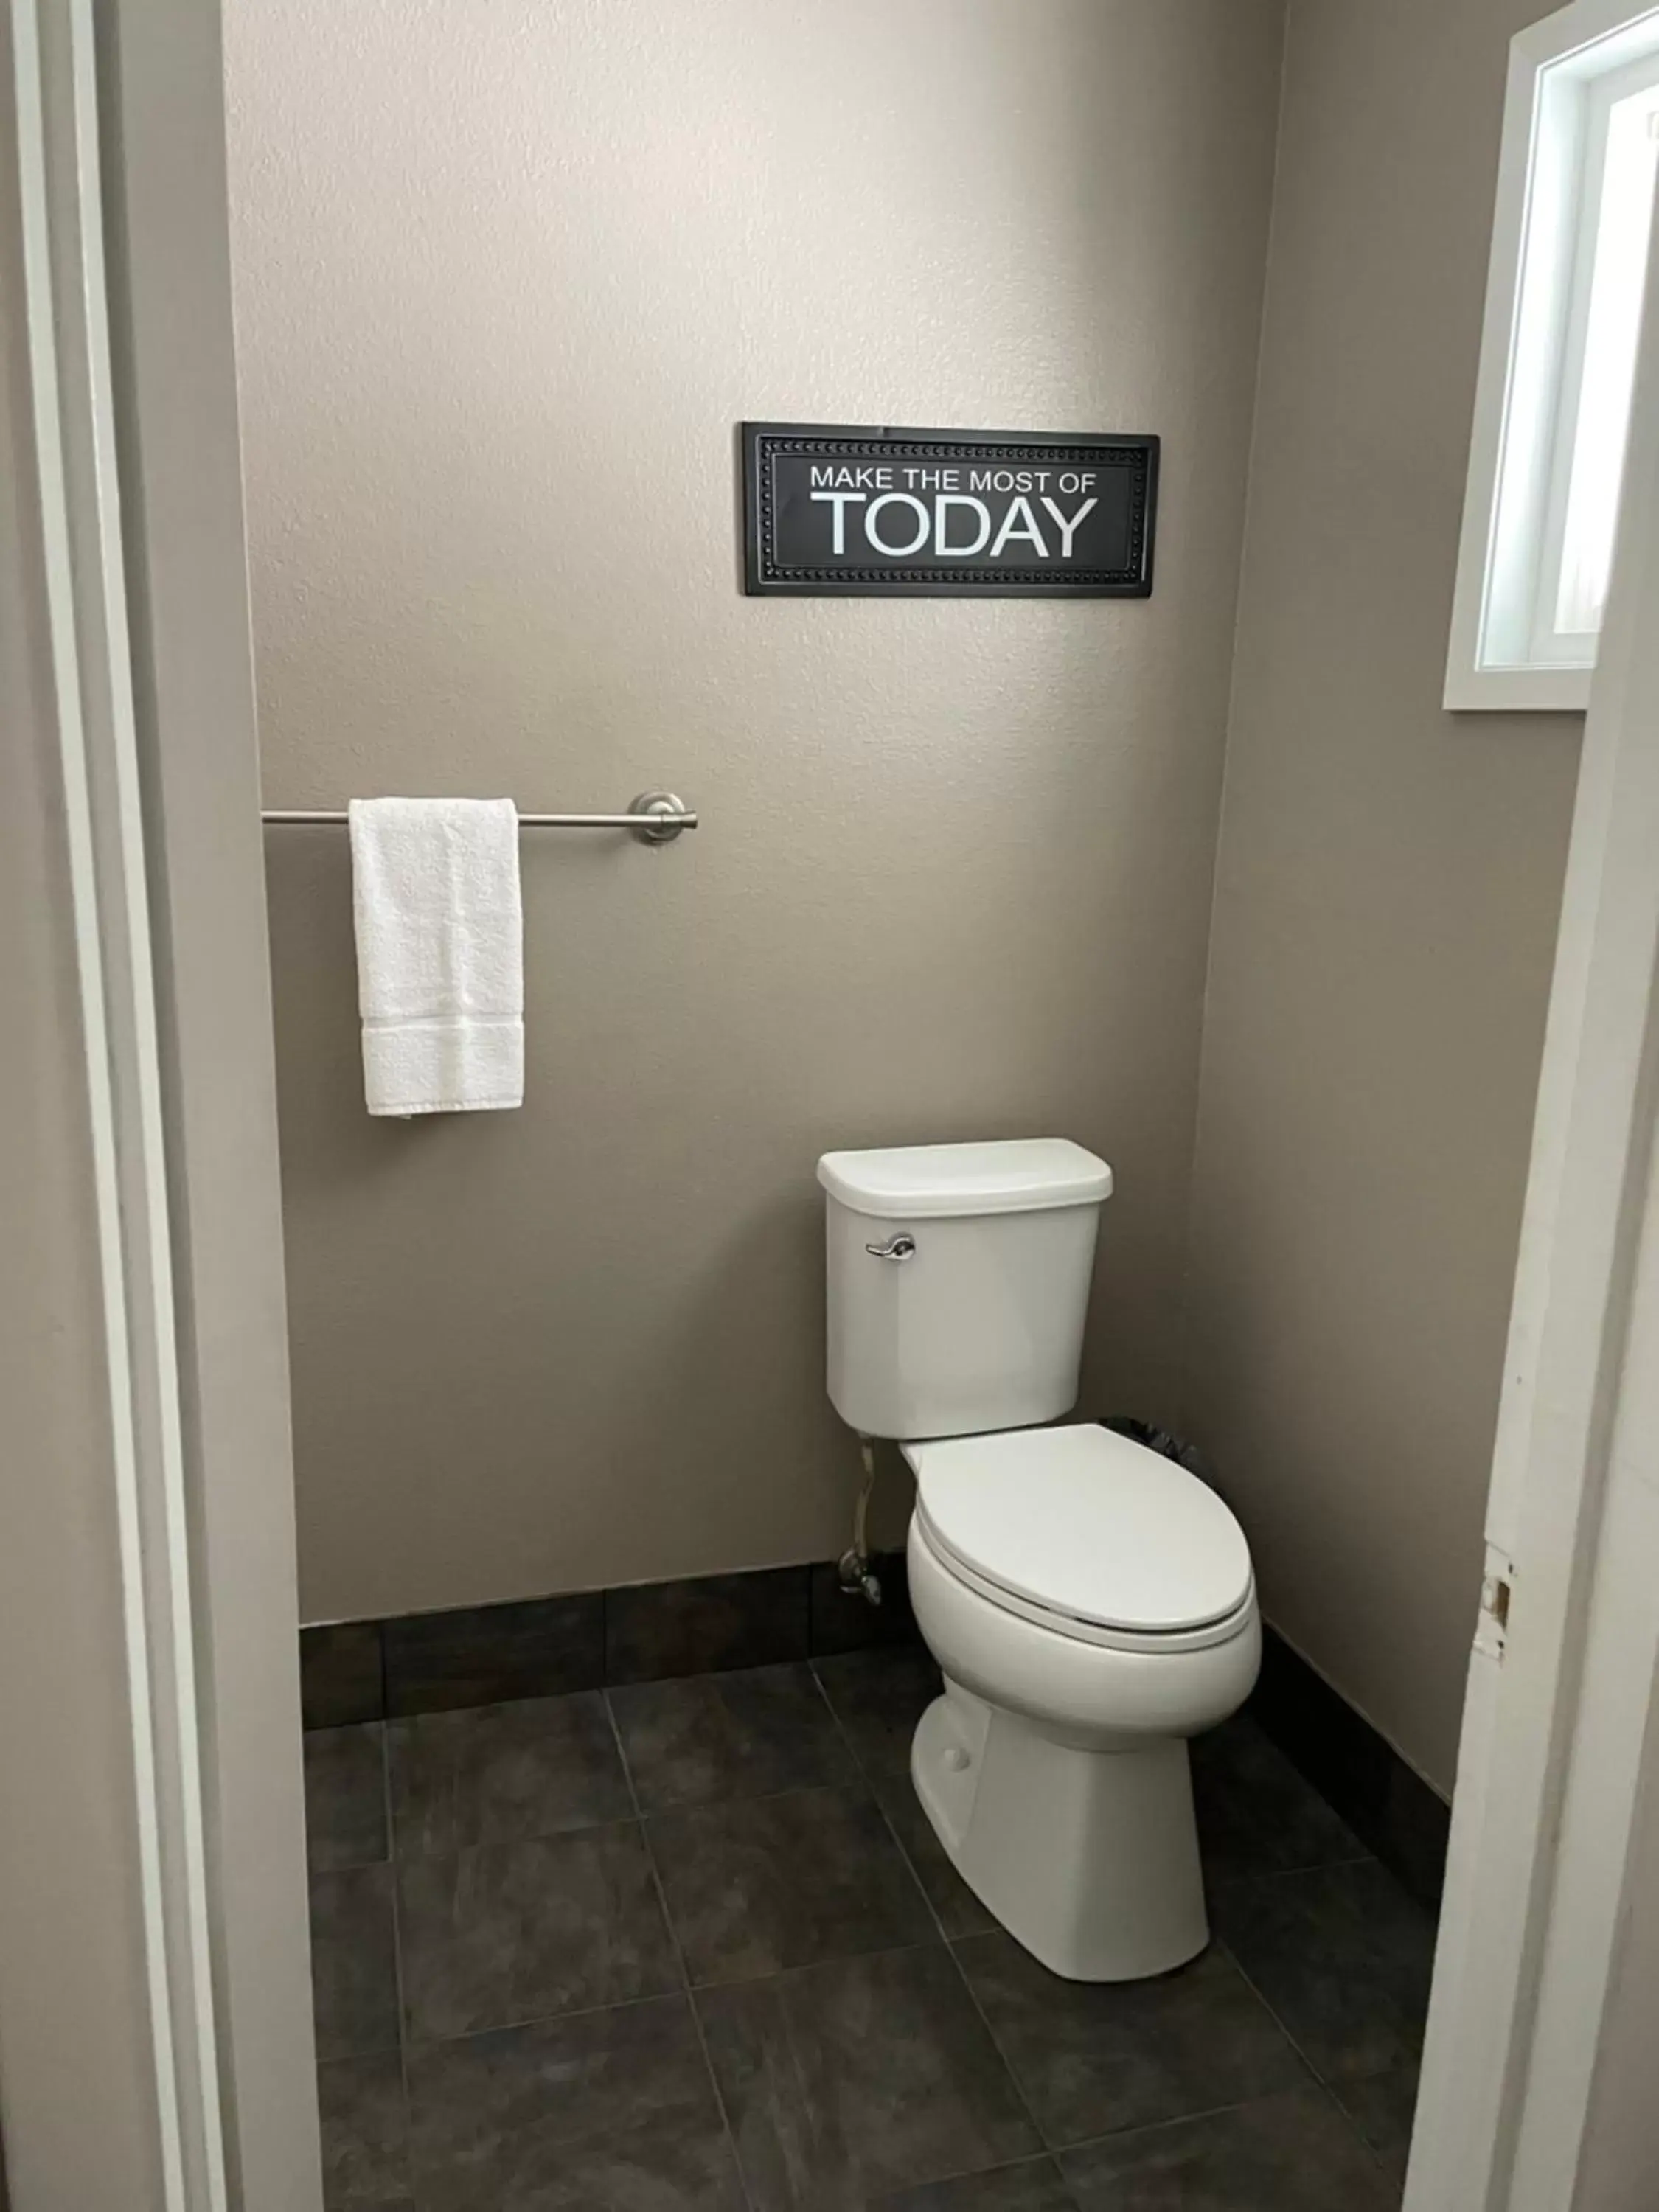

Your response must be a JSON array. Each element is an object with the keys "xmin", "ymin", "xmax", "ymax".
[{"xmin": 1446, "ymin": 0, "xmax": 1659, "ymax": 712}]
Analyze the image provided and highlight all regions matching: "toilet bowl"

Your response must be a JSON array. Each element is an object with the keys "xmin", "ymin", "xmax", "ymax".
[
  {"xmin": 817, "ymin": 1138, "xmax": 1259, "ymax": 1983},
  {"xmin": 903, "ymin": 1422, "xmax": 1258, "ymax": 1980}
]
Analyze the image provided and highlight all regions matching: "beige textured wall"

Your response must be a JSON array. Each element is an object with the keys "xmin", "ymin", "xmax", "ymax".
[
  {"xmin": 225, "ymin": 0, "xmax": 1287, "ymax": 1623},
  {"xmin": 1182, "ymin": 0, "xmax": 1584, "ymax": 1795}
]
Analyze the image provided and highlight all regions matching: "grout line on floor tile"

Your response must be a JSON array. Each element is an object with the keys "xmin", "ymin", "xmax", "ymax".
[
  {"xmin": 683, "ymin": 1935, "xmax": 951, "ymax": 2000},
  {"xmin": 1047, "ymin": 2085, "xmax": 1317, "ymax": 2158},
  {"xmin": 872, "ymin": 2143, "xmax": 1081, "ymax": 2205},
  {"xmin": 389, "ymin": 1807, "xmax": 648, "ymax": 1865},
  {"xmin": 608, "ymin": 1654, "xmax": 824, "ymax": 1697},
  {"xmin": 801, "ymin": 1655, "xmax": 881, "ymax": 1757},
  {"xmin": 400, "ymin": 1983, "xmax": 706, "ymax": 2056},
  {"xmin": 1209, "ymin": 1853, "xmax": 1382, "ymax": 1892},
  {"xmin": 922, "ymin": 2150, "xmax": 1064, "ymax": 2183},
  {"xmin": 1312, "ymin": 2079, "xmax": 1407, "ymax": 2198},
  {"xmin": 639, "ymin": 1773, "xmax": 898, "ymax": 1825},
  {"xmin": 1326, "ymin": 2067, "xmax": 1419, "ymax": 2196},
  {"xmin": 940, "ymin": 1937, "xmax": 1052, "ymax": 2150},
  {"xmin": 804, "ymin": 1663, "xmax": 1051, "ymax": 2154},
  {"xmin": 804, "ymin": 1663, "xmax": 947, "ymax": 1935},
  {"xmin": 869, "ymin": 1792, "xmax": 952, "ymax": 1937},
  {"xmin": 1214, "ymin": 1825, "xmax": 1380, "ymax": 1869},
  {"xmin": 395, "ymin": 1935, "xmax": 951, "ymax": 2062},
  {"xmin": 375, "ymin": 1720, "xmax": 417, "ymax": 2183},
  {"xmin": 602, "ymin": 1687, "xmax": 761, "ymax": 2212},
  {"xmin": 375, "ymin": 1682, "xmax": 623, "ymax": 1733},
  {"xmin": 1209, "ymin": 1928, "xmax": 1357, "ymax": 2120}
]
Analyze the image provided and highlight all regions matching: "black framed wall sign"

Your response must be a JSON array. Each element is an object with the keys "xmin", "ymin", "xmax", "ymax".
[{"xmin": 742, "ymin": 422, "xmax": 1158, "ymax": 597}]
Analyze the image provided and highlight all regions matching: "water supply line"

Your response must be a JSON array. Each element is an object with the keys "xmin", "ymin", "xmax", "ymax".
[{"xmin": 838, "ymin": 1434, "xmax": 883, "ymax": 1606}]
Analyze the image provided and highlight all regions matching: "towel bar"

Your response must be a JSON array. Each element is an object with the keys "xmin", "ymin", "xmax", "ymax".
[{"xmin": 260, "ymin": 790, "xmax": 697, "ymax": 844}]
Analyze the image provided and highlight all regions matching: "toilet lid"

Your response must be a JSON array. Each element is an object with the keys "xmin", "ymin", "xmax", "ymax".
[{"xmin": 905, "ymin": 1424, "xmax": 1252, "ymax": 1636}]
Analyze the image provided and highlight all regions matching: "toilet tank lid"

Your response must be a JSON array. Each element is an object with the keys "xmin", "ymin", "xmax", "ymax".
[{"xmin": 817, "ymin": 1138, "xmax": 1112, "ymax": 1219}]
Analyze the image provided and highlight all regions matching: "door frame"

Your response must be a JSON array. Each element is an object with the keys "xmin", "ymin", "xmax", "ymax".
[
  {"xmin": 0, "ymin": 0, "xmax": 318, "ymax": 2205},
  {"xmin": 8, "ymin": 1, "xmax": 1659, "ymax": 2206},
  {"xmin": 1405, "ymin": 170, "xmax": 1659, "ymax": 2212}
]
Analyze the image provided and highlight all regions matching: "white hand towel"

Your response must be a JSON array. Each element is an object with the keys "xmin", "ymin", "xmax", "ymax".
[{"xmin": 348, "ymin": 797, "xmax": 524, "ymax": 1115}]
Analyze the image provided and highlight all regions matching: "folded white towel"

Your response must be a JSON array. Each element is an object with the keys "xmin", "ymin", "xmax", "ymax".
[{"xmin": 348, "ymin": 797, "xmax": 524, "ymax": 1116}]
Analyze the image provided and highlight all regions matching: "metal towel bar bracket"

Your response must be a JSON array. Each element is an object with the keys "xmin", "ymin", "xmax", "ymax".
[{"xmin": 260, "ymin": 790, "xmax": 697, "ymax": 844}]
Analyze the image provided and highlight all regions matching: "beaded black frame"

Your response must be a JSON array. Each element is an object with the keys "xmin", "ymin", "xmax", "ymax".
[{"xmin": 742, "ymin": 421, "xmax": 1158, "ymax": 597}]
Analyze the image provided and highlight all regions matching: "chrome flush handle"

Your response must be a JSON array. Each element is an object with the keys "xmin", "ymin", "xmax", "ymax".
[{"xmin": 866, "ymin": 1233, "xmax": 917, "ymax": 1262}]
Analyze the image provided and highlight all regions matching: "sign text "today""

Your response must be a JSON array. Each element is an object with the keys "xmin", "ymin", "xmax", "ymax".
[{"xmin": 807, "ymin": 461, "xmax": 1099, "ymax": 561}]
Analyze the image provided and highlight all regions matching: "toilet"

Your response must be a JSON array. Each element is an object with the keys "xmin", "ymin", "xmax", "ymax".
[{"xmin": 818, "ymin": 1137, "xmax": 1259, "ymax": 1983}]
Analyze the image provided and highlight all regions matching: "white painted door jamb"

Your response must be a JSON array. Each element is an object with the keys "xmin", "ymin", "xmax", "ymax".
[
  {"xmin": 7, "ymin": 1, "xmax": 229, "ymax": 2202},
  {"xmin": 1407, "ymin": 171, "xmax": 1659, "ymax": 2212}
]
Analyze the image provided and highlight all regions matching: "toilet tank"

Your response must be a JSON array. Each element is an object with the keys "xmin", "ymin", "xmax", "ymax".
[{"xmin": 818, "ymin": 1139, "xmax": 1113, "ymax": 1441}]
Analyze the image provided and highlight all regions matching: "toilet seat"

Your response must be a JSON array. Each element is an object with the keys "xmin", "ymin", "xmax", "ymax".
[{"xmin": 904, "ymin": 1424, "xmax": 1255, "ymax": 1655}]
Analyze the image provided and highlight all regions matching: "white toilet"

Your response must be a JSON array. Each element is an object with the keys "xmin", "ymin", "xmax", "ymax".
[{"xmin": 818, "ymin": 1137, "xmax": 1259, "ymax": 1983}]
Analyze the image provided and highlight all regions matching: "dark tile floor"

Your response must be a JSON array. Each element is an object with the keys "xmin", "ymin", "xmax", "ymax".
[{"xmin": 305, "ymin": 1645, "xmax": 1435, "ymax": 2211}]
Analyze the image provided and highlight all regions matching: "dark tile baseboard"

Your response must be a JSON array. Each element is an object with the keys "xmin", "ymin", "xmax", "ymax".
[
  {"xmin": 1250, "ymin": 1626, "xmax": 1450, "ymax": 1910},
  {"xmin": 298, "ymin": 1621, "xmax": 384, "ymax": 1731},
  {"xmin": 300, "ymin": 1569, "xmax": 1450, "ymax": 1909},
  {"xmin": 383, "ymin": 1593, "xmax": 605, "ymax": 1718},
  {"xmin": 300, "ymin": 1552, "xmax": 918, "ymax": 1729},
  {"xmin": 606, "ymin": 1567, "xmax": 806, "ymax": 1687}
]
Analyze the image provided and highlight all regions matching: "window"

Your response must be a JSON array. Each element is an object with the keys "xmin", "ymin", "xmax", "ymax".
[{"xmin": 1447, "ymin": 1, "xmax": 1659, "ymax": 711}]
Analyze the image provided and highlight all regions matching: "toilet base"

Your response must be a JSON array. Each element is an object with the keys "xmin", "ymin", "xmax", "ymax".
[{"xmin": 911, "ymin": 1680, "xmax": 1208, "ymax": 1982}]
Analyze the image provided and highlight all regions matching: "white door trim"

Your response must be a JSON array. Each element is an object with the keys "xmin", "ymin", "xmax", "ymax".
[
  {"xmin": 7, "ymin": 0, "xmax": 226, "ymax": 2202},
  {"xmin": 2, "ymin": 0, "xmax": 319, "ymax": 2204},
  {"xmin": 1407, "ymin": 170, "xmax": 1659, "ymax": 2212},
  {"xmin": 96, "ymin": 0, "xmax": 324, "ymax": 2194}
]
